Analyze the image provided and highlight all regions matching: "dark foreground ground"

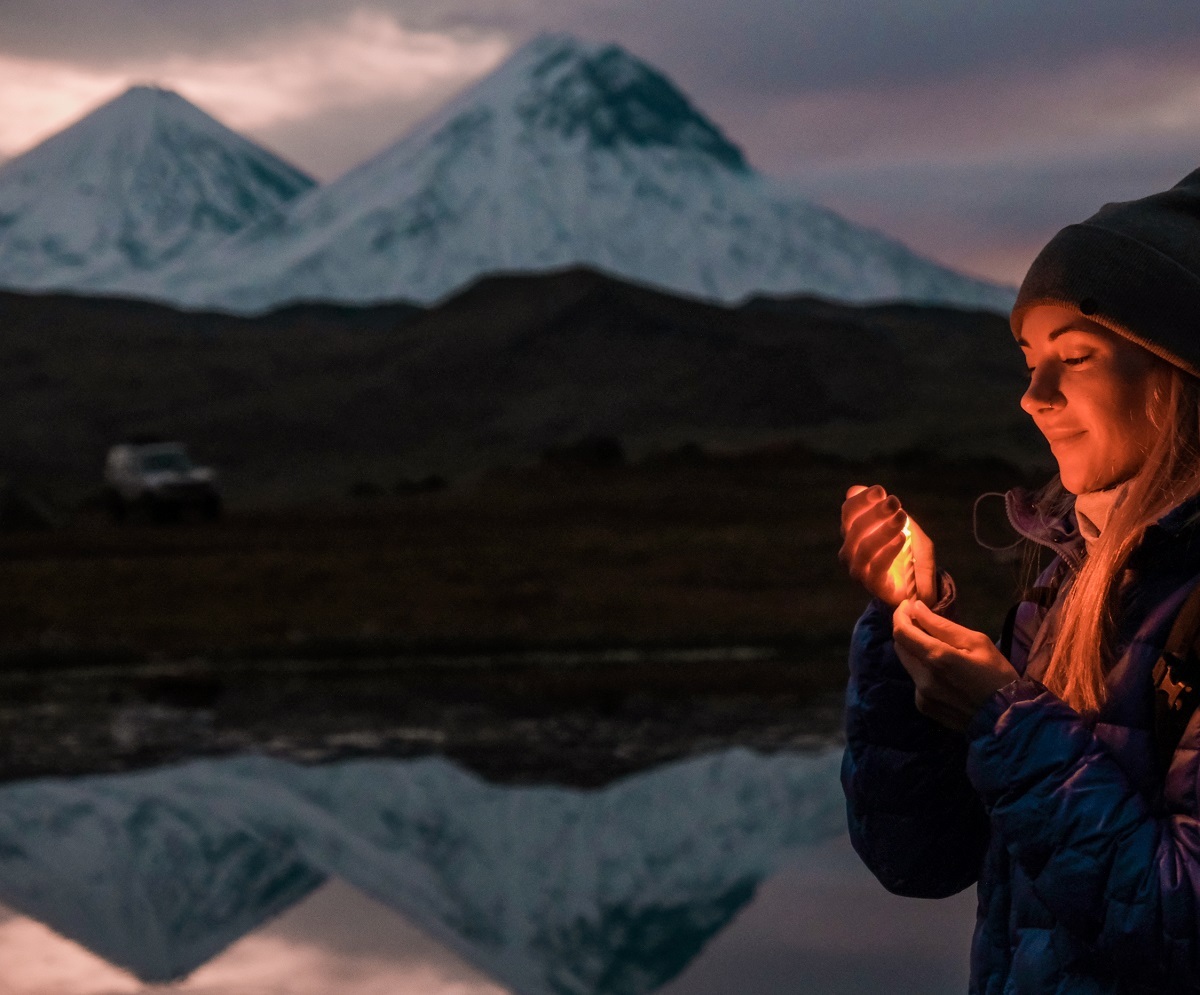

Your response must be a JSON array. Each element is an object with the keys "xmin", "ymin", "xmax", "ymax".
[
  {"xmin": 0, "ymin": 445, "xmax": 1046, "ymax": 785},
  {"xmin": 0, "ymin": 648, "xmax": 847, "ymax": 786}
]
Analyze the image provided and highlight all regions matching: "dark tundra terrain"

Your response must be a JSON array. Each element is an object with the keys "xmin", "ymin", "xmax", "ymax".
[
  {"xmin": 0, "ymin": 443, "xmax": 1046, "ymax": 785},
  {"xmin": 0, "ymin": 267, "xmax": 1036, "ymax": 503},
  {"xmin": 0, "ymin": 271, "xmax": 1050, "ymax": 784}
]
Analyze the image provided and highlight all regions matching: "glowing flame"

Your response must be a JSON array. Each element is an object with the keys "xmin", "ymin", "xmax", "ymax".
[{"xmin": 887, "ymin": 515, "xmax": 916, "ymax": 600}]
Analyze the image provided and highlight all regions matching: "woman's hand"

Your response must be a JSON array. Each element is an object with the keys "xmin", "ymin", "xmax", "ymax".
[
  {"xmin": 892, "ymin": 598, "xmax": 1019, "ymax": 731},
  {"xmin": 839, "ymin": 484, "xmax": 937, "ymax": 606}
]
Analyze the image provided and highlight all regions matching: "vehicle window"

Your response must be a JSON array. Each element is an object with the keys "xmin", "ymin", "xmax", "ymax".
[{"xmin": 140, "ymin": 452, "xmax": 192, "ymax": 472}]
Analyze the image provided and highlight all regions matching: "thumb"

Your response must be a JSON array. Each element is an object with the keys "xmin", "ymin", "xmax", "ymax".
[{"xmin": 907, "ymin": 599, "xmax": 974, "ymax": 647}]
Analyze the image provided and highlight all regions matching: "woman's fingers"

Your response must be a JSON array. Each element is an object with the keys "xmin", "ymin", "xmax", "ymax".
[
  {"xmin": 843, "ymin": 521, "xmax": 907, "ymax": 605},
  {"xmin": 840, "ymin": 490, "xmax": 902, "ymax": 560},
  {"xmin": 846, "ymin": 511, "xmax": 905, "ymax": 574},
  {"xmin": 865, "ymin": 530, "xmax": 908, "ymax": 589},
  {"xmin": 839, "ymin": 484, "xmax": 917, "ymax": 604},
  {"xmin": 840, "ymin": 484, "xmax": 891, "ymax": 537},
  {"xmin": 844, "ymin": 482, "xmax": 902, "ymax": 528},
  {"xmin": 893, "ymin": 600, "xmax": 945, "ymax": 658},
  {"xmin": 906, "ymin": 599, "xmax": 987, "ymax": 650},
  {"xmin": 840, "ymin": 486, "xmax": 944, "ymax": 608}
]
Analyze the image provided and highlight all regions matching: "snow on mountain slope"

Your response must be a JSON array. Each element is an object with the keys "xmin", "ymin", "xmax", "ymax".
[
  {"xmin": 153, "ymin": 34, "xmax": 1015, "ymax": 314},
  {"xmin": 0, "ymin": 86, "xmax": 314, "ymax": 293},
  {"xmin": 0, "ymin": 747, "xmax": 845, "ymax": 992}
]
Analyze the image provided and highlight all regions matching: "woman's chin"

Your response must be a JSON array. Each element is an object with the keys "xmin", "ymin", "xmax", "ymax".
[
  {"xmin": 1055, "ymin": 461, "xmax": 1102, "ymax": 496},
  {"xmin": 1058, "ymin": 466, "xmax": 1133, "ymax": 496},
  {"xmin": 1056, "ymin": 466, "xmax": 1085, "ymax": 495}
]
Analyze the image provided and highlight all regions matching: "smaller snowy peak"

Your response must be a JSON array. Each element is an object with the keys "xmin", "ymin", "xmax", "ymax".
[{"xmin": 0, "ymin": 84, "xmax": 315, "ymax": 292}]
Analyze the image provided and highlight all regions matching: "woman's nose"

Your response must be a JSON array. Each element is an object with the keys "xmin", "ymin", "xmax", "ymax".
[{"xmin": 1020, "ymin": 365, "xmax": 1062, "ymax": 414}]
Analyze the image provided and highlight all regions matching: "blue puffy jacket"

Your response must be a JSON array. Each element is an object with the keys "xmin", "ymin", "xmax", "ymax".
[{"xmin": 842, "ymin": 490, "xmax": 1200, "ymax": 993}]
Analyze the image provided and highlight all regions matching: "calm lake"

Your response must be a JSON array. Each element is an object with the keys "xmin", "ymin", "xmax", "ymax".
[{"xmin": 0, "ymin": 745, "xmax": 975, "ymax": 994}]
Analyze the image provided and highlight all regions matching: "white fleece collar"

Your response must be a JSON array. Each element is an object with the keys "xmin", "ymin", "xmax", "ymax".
[{"xmin": 1074, "ymin": 481, "xmax": 1131, "ymax": 547}]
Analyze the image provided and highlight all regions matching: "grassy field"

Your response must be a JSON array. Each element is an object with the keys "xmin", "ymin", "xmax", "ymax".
[{"xmin": 0, "ymin": 444, "xmax": 1047, "ymax": 664}]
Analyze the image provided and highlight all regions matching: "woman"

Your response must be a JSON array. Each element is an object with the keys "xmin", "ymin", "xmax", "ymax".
[{"xmin": 839, "ymin": 171, "xmax": 1200, "ymax": 993}]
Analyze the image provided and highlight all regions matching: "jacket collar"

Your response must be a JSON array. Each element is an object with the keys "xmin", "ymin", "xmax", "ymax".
[
  {"xmin": 1004, "ymin": 485, "xmax": 1200, "ymax": 571},
  {"xmin": 1004, "ymin": 487, "xmax": 1085, "ymax": 569}
]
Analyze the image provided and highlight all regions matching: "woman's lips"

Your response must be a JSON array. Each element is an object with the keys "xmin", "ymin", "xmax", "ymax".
[{"xmin": 1046, "ymin": 430, "xmax": 1086, "ymax": 445}]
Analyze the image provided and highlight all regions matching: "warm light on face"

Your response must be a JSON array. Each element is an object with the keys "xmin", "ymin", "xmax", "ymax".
[{"xmin": 1017, "ymin": 305, "xmax": 1162, "ymax": 495}]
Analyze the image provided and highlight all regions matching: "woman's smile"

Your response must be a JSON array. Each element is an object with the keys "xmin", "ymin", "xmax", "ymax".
[{"xmin": 1018, "ymin": 305, "xmax": 1163, "ymax": 494}]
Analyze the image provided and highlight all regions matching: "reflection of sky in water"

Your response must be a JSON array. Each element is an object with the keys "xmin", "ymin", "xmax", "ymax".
[
  {"xmin": 0, "ymin": 748, "xmax": 975, "ymax": 994},
  {"xmin": 0, "ymin": 880, "xmax": 510, "ymax": 994}
]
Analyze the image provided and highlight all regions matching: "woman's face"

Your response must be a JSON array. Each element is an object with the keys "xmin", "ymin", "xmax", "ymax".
[{"xmin": 1017, "ymin": 304, "xmax": 1164, "ymax": 495}]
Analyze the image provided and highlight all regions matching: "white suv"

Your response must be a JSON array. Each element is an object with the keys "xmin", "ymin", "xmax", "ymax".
[{"xmin": 103, "ymin": 441, "xmax": 221, "ymax": 522}]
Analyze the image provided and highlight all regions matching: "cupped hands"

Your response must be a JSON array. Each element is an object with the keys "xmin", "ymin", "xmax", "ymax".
[{"xmin": 892, "ymin": 598, "xmax": 1019, "ymax": 732}]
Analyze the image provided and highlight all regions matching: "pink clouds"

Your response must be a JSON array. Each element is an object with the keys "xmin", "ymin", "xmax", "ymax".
[{"xmin": 0, "ymin": 10, "xmax": 509, "ymax": 173}]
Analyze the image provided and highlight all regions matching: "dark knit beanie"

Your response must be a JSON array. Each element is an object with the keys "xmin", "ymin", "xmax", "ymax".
[{"xmin": 1011, "ymin": 167, "xmax": 1200, "ymax": 379}]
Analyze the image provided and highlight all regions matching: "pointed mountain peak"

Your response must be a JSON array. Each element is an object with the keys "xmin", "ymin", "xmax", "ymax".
[
  {"xmin": 102, "ymin": 84, "xmax": 198, "ymax": 117},
  {"xmin": 412, "ymin": 33, "xmax": 749, "ymax": 174},
  {"xmin": 517, "ymin": 35, "xmax": 749, "ymax": 170},
  {"xmin": 0, "ymin": 80, "xmax": 314, "ymax": 214},
  {"xmin": 28, "ymin": 84, "xmax": 261, "ymax": 156},
  {"xmin": 111, "ymin": 83, "xmax": 180, "ymax": 102},
  {"xmin": 0, "ymin": 82, "xmax": 314, "ymax": 291}
]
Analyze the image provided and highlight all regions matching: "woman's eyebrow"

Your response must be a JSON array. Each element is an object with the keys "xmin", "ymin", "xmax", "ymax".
[{"xmin": 1015, "ymin": 327, "xmax": 1091, "ymax": 347}]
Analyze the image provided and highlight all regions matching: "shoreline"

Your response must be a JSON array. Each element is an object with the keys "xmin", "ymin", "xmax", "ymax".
[
  {"xmin": 0, "ymin": 638, "xmax": 849, "ymax": 788},
  {"xmin": 0, "ymin": 630, "xmax": 846, "ymax": 672}
]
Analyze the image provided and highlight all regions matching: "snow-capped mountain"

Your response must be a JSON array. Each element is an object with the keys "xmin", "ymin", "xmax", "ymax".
[
  {"xmin": 0, "ymin": 85, "xmax": 314, "ymax": 293},
  {"xmin": 148, "ymin": 34, "xmax": 1014, "ymax": 314},
  {"xmin": 0, "ymin": 747, "xmax": 846, "ymax": 992}
]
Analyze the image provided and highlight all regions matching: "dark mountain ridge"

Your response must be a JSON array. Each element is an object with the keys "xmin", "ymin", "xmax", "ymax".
[{"xmin": 0, "ymin": 268, "xmax": 1037, "ymax": 503}]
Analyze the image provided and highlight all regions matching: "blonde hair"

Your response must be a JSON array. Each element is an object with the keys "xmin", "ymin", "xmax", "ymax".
[{"xmin": 1038, "ymin": 363, "xmax": 1200, "ymax": 713}]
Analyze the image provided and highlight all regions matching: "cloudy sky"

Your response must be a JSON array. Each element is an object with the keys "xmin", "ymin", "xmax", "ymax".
[{"xmin": 2, "ymin": 1, "xmax": 1199, "ymax": 285}]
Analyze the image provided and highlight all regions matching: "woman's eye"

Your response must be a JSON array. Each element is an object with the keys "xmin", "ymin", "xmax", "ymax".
[{"xmin": 1062, "ymin": 355, "xmax": 1091, "ymax": 366}]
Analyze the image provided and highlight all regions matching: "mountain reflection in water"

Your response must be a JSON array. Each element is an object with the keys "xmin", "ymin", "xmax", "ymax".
[{"xmin": 0, "ymin": 747, "xmax": 852, "ymax": 994}]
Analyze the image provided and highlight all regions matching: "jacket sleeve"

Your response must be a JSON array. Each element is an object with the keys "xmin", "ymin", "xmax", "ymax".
[
  {"xmin": 841, "ymin": 589, "xmax": 990, "ymax": 898},
  {"xmin": 967, "ymin": 679, "xmax": 1200, "ymax": 987}
]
